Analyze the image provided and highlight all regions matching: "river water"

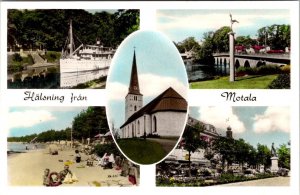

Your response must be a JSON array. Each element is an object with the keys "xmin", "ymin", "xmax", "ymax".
[
  {"xmin": 187, "ymin": 63, "xmax": 229, "ymax": 82},
  {"xmin": 7, "ymin": 69, "xmax": 107, "ymax": 89}
]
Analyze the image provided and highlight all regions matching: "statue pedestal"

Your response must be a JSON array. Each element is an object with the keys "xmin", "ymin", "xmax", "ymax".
[
  {"xmin": 228, "ymin": 31, "xmax": 235, "ymax": 82},
  {"xmin": 259, "ymin": 165, "xmax": 265, "ymax": 173},
  {"xmin": 270, "ymin": 156, "xmax": 279, "ymax": 173}
]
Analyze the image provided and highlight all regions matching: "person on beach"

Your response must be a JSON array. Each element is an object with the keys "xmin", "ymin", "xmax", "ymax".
[
  {"xmin": 43, "ymin": 169, "xmax": 51, "ymax": 186},
  {"xmin": 75, "ymin": 150, "xmax": 81, "ymax": 163},
  {"xmin": 59, "ymin": 165, "xmax": 73, "ymax": 182}
]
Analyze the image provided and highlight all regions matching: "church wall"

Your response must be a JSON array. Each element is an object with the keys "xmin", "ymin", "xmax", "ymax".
[
  {"xmin": 121, "ymin": 114, "xmax": 151, "ymax": 138},
  {"xmin": 152, "ymin": 111, "xmax": 187, "ymax": 137},
  {"xmin": 121, "ymin": 111, "xmax": 186, "ymax": 138}
]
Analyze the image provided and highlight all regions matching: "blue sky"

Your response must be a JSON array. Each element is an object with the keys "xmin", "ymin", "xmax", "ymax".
[
  {"xmin": 156, "ymin": 9, "xmax": 290, "ymax": 43},
  {"xmin": 189, "ymin": 106, "xmax": 290, "ymax": 148},
  {"xmin": 8, "ymin": 107, "xmax": 87, "ymax": 137},
  {"xmin": 106, "ymin": 30, "xmax": 188, "ymax": 129}
]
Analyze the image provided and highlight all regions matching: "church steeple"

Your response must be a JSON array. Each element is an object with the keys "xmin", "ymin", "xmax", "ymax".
[
  {"xmin": 125, "ymin": 49, "xmax": 143, "ymax": 120},
  {"xmin": 128, "ymin": 50, "xmax": 141, "ymax": 95}
]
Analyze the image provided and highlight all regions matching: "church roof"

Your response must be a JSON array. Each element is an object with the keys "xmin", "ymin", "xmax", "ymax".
[
  {"xmin": 121, "ymin": 87, "xmax": 187, "ymax": 128},
  {"xmin": 128, "ymin": 50, "xmax": 142, "ymax": 95}
]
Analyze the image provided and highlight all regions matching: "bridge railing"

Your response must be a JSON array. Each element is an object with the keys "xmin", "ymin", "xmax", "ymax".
[{"xmin": 213, "ymin": 52, "xmax": 290, "ymax": 59}]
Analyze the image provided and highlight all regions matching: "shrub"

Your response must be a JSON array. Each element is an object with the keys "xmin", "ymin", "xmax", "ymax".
[
  {"xmin": 12, "ymin": 53, "xmax": 22, "ymax": 62},
  {"xmin": 23, "ymin": 54, "xmax": 34, "ymax": 65},
  {"xmin": 236, "ymin": 67, "xmax": 258, "ymax": 75},
  {"xmin": 147, "ymin": 133, "xmax": 160, "ymax": 138},
  {"xmin": 43, "ymin": 51, "xmax": 61, "ymax": 63},
  {"xmin": 268, "ymin": 74, "xmax": 290, "ymax": 89},
  {"xmin": 257, "ymin": 65, "xmax": 281, "ymax": 75},
  {"xmin": 236, "ymin": 65, "xmax": 284, "ymax": 76}
]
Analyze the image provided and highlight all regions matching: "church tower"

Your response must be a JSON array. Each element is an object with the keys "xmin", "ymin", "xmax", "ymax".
[
  {"xmin": 226, "ymin": 126, "xmax": 233, "ymax": 139},
  {"xmin": 125, "ymin": 50, "xmax": 143, "ymax": 120}
]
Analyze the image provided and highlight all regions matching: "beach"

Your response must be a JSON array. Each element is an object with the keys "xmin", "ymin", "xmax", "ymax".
[{"xmin": 8, "ymin": 147, "xmax": 138, "ymax": 187}]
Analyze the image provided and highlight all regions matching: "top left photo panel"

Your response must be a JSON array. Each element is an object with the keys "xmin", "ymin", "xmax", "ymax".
[{"xmin": 7, "ymin": 9, "xmax": 140, "ymax": 89}]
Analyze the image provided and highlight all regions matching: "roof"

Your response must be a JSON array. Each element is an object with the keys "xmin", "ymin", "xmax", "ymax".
[
  {"xmin": 120, "ymin": 87, "xmax": 187, "ymax": 128},
  {"xmin": 128, "ymin": 50, "xmax": 142, "ymax": 95}
]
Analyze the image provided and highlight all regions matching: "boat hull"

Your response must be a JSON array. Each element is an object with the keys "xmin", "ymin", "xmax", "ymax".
[{"xmin": 60, "ymin": 59, "xmax": 110, "ymax": 88}]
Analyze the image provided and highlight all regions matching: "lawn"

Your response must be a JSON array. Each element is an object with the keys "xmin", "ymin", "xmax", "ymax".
[
  {"xmin": 190, "ymin": 75, "xmax": 278, "ymax": 89},
  {"xmin": 117, "ymin": 138, "xmax": 167, "ymax": 164}
]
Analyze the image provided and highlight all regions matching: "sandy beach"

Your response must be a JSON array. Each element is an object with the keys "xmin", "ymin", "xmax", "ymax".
[{"xmin": 8, "ymin": 147, "xmax": 138, "ymax": 187}]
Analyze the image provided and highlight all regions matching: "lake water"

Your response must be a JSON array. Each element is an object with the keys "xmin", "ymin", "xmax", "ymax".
[{"xmin": 7, "ymin": 142, "xmax": 45, "ymax": 152}]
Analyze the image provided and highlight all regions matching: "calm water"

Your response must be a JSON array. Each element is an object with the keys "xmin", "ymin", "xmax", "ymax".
[
  {"xmin": 7, "ymin": 73, "xmax": 60, "ymax": 89},
  {"xmin": 7, "ymin": 69, "xmax": 108, "ymax": 89},
  {"xmin": 7, "ymin": 142, "xmax": 45, "ymax": 152},
  {"xmin": 187, "ymin": 63, "xmax": 229, "ymax": 82}
]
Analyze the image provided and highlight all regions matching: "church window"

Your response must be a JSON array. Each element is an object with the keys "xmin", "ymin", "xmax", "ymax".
[
  {"xmin": 138, "ymin": 121, "xmax": 140, "ymax": 134},
  {"xmin": 134, "ymin": 105, "xmax": 137, "ymax": 111},
  {"xmin": 153, "ymin": 116, "xmax": 157, "ymax": 133},
  {"xmin": 144, "ymin": 115, "xmax": 146, "ymax": 135},
  {"xmin": 132, "ymin": 124, "xmax": 135, "ymax": 137}
]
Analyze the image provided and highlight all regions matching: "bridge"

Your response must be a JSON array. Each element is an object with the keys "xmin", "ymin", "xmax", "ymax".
[{"xmin": 213, "ymin": 53, "xmax": 290, "ymax": 68}]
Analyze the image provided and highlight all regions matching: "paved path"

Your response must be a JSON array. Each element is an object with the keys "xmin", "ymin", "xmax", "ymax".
[
  {"xmin": 31, "ymin": 52, "xmax": 45, "ymax": 64},
  {"xmin": 147, "ymin": 138, "xmax": 178, "ymax": 154},
  {"xmin": 220, "ymin": 176, "xmax": 290, "ymax": 186}
]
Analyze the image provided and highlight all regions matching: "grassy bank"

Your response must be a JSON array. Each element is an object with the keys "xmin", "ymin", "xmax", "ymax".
[
  {"xmin": 190, "ymin": 75, "xmax": 278, "ymax": 89},
  {"xmin": 117, "ymin": 138, "xmax": 166, "ymax": 164}
]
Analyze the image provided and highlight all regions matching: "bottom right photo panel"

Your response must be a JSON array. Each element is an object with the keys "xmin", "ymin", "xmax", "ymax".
[{"xmin": 156, "ymin": 106, "xmax": 290, "ymax": 187}]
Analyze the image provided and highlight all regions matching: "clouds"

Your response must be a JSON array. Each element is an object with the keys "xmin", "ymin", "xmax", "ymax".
[
  {"xmin": 8, "ymin": 110, "xmax": 56, "ymax": 129},
  {"xmin": 253, "ymin": 107, "xmax": 290, "ymax": 133},
  {"xmin": 107, "ymin": 73, "xmax": 188, "ymax": 101},
  {"xmin": 196, "ymin": 106, "xmax": 290, "ymax": 135},
  {"xmin": 106, "ymin": 82, "xmax": 128, "ymax": 101},
  {"xmin": 198, "ymin": 107, "xmax": 246, "ymax": 133},
  {"xmin": 157, "ymin": 10, "xmax": 290, "ymax": 41}
]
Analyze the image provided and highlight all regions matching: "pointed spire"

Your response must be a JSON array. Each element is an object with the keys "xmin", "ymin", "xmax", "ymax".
[{"xmin": 128, "ymin": 49, "xmax": 141, "ymax": 95}]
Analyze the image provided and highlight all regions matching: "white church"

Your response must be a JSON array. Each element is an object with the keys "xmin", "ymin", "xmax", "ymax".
[{"xmin": 120, "ymin": 50, "xmax": 188, "ymax": 138}]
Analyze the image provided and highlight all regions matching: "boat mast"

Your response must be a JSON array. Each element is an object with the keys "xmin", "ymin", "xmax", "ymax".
[{"xmin": 69, "ymin": 20, "xmax": 74, "ymax": 57}]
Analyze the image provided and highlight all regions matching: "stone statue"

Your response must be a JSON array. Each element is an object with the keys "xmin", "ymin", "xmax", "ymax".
[
  {"xmin": 271, "ymin": 142, "xmax": 277, "ymax": 157},
  {"xmin": 229, "ymin": 13, "xmax": 239, "ymax": 32}
]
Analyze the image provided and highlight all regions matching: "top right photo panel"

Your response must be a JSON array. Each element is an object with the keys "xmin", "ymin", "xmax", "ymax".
[{"xmin": 156, "ymin": 9, "xmax": 290, "ymax": 89}]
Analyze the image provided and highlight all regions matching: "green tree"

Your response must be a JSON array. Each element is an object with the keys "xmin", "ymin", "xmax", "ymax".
[
  {"xmin": 256, "ymin": 143, "xmax": 271, "ymax": 168},
  {"xmin": 198, "ymin": 31, "xmax": 215, "ymax": 65},
  {"xmin": 257, "ymin": 24, "xmax": 290, "ymax": 50},
  {"xmin": 72, "ymin": 107, "xmax": 109, "ymax": 141},
  {"xmin": 176, "ymin": 37, "xmax": 200, "ymax": 54},
  {"xmin": 182, "ymin": 124, "xmax": 207, "ymax": 176},
  {"xmin": 234, "ymin": 139, "xmax": 250, "ymax": 167},
  {"xmin": 7, "ymin": 9, "xmax": 140, "ymax": 51},
  {"xmin": 235, "ymin": 35, "xmax": 256, "ymax": 47},
  {"xmin": 212, "ymin": 26, "xmax": 231, "ymax": 53},
  {"xmin": 212, "ymin": 136, "xmax": 235, "ymax": 171},
  {"xmin": 277, "ymin": 144, "xmax": 290, "ymax": 169}
]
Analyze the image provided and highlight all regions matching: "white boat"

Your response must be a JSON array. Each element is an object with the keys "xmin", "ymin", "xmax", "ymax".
[{"xmin": 60, "ymin": 21, "xmax": 115, "ymax": 88}]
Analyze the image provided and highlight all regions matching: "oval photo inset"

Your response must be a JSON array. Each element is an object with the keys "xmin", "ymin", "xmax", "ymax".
[{"xmin": 106, "ymin": 30, "xmax": 188, "ymax": 165}]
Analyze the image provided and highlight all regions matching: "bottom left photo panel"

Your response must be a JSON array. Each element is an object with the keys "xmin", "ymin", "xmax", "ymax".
[{"xmin": 7, "ymin": 106, "xmax": 139, "ymax": 187}]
